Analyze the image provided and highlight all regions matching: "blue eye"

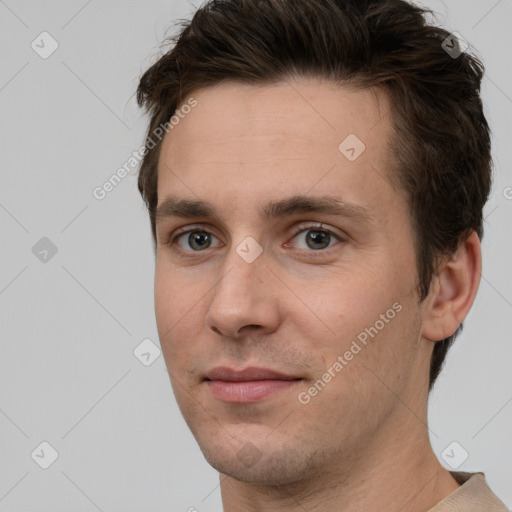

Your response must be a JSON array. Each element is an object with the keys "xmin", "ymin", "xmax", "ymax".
[
  {"xmin": 175, "ymin": 230, "xmax": 222, "ymax": 251},
  {"xmin": 169, "ymin": 223, "xmax": 343, "ymax": 254},
  {"xmin": 291, "ymin": 228, "xmax": 341, "ymax": 250}
]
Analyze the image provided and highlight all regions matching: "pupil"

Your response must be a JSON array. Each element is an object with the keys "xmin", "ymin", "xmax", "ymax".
[
  {"xmin": 189, "ymin": 232, "xmax": 210, "ymax": 250},
  {"xmin": 307, "ymin": 230, "xmax": 330, "ymax": 250}
]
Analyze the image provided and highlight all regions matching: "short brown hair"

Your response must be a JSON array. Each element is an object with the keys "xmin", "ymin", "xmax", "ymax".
[{"xmin": 136, "ymin": 0, "xmax": 492, "ymax": 391}]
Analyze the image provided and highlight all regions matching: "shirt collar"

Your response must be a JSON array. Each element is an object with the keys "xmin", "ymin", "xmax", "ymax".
[{"xmin": 426, "ymin": 471, "xmax": 508, "ymax": 511}]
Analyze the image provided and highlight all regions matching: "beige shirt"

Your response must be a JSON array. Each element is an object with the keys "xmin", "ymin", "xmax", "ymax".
[{"xmin": 427, "ymin": 471, "xmax": 508, "ymax": 511}]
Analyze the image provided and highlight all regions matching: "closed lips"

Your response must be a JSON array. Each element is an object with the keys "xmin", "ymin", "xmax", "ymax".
[{"xmin": 205, "ymin": 366, "xmax": 301, "ymax": 381}]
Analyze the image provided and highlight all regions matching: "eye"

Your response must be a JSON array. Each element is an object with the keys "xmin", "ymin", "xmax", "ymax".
[
  {"xmin": 289, "ymin": 225, "xmax": 343, "ymax": 251},
  {"xmin": 174, "ymin": 229, "xmax": 222, "ymax": 252},
  {"xmin": 167, "ymin": 223, "xmax": 343, "ymax": 254}
]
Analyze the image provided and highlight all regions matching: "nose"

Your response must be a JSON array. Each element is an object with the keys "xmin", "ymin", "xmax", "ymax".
[{"xmin": 205, "ymin": 244, "xmax": 281, "ymax": 340}]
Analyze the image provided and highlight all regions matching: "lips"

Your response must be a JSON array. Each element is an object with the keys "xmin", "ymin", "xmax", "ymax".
[
  {"xmin": 204, "ymin": 366, "xmax": 302, "ymax": 403},
  {"xmin": 204, "ymin": 366, "xmax": 300, "ymax": 382}
]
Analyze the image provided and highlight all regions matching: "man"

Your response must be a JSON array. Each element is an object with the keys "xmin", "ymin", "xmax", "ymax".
[{"xmin": 136, "ymin": 0, "xmax": 508, "ymax": 510}]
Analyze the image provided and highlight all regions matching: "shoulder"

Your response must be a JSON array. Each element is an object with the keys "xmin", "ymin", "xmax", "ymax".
[{"xmin": 426, "ymin": 471, "xmax": 509, "ymax": 511}]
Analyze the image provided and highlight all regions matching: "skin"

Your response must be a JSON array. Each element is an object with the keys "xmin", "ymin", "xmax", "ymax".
[{"xmin": 153, "ymin": 78, "xmax": 481, "ymax": 511}]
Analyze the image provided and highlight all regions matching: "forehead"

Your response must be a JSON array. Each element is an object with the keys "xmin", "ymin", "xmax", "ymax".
[
  {"xmin": 161, "ymin": 78, "xmax": 392, "ymax": 154},
  {"xmin": 156, "ymin": 78, "xmax": 399, "ymax": 219}
]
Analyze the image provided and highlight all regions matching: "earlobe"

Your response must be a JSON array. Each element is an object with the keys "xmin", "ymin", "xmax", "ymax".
[{"xmin": 421, "ymin": 231, "xmax": 482, "ymax": 342}]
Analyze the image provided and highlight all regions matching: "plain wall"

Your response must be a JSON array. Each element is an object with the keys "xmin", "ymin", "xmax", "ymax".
[{"xmin": 0, "ymin": 0, "xmax": 510, "ymax": 510}]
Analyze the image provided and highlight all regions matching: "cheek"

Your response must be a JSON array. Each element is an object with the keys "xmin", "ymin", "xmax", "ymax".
[
  {"xmin": 295, "ymin": 265, "xmax": 389, "ymax": 331},
  {"xmin": 297, "ymin": 267, "xmax": 412, "ymax": 371},
  {"xmin": 154, "ymin": 274, "xmax": 176, "ymax": 333},
  {"xmin": 154, "ymin": 269, "xmax": 202, "ymax": 359},
  {"xmin": 154, "ymin": 259, "xmax": 195, "ymax": 320}
]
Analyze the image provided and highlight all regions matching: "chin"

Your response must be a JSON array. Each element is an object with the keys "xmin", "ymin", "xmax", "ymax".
[
  {"xmin": 205, "ymin": 453, "xmax": 299, "ymax": 486},
  {"xmin": 196, "ymin": 431, "xmax": 328, "ymax": 487}
]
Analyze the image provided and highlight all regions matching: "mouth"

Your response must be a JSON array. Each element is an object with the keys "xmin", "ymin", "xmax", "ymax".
[{"xmin": 204, "ymin": 366, "xmax": 303, "ymax": 403}]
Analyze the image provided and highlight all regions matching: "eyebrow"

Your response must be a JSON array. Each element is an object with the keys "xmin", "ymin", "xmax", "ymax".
[{"xmin": 155, "ymin": 195, "xmax": 376, "ymax": 226}]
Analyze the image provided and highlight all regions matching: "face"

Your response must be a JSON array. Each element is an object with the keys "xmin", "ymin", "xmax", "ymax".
[{"xmin": 154, "ymin": 78, "xmax": 432, "ymax": 485}]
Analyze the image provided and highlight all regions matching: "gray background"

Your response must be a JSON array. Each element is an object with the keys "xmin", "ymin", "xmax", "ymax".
[{"xmin": 0, "ymin": 0, "xmax": 510, "ymax": 510}]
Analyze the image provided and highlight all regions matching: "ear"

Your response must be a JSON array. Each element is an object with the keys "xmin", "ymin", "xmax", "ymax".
[{"xmin": 421, "ymin": 231, "xmax": 482, "ymax": 342}]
